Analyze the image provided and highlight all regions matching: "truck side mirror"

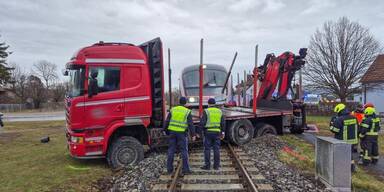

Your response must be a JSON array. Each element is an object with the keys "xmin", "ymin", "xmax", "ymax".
[
  {"xmin": 62, "ymin": 69, "xmax": 69, "ymax": 76},
  {"xmin": 88, "ymin": 78, "xmax": 99, "ymax": 98}
]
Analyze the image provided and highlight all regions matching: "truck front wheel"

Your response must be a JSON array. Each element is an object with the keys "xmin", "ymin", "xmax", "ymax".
[
  {"xmin": 107, "ymin": 136, "xmax": 144, "ymax": 169},
  {"xmin": 228, "ymin": 119, "xmax": 253, "ymax": 145}
]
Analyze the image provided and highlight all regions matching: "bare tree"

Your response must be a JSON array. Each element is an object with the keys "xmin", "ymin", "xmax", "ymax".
[
  {"xmin": 26, "ymin": 75, "xmax": 45, "ymax": 109},
  {"xmin": 304, "ymin": 17, "xmax": 381, "ymax": 102},
  {"xmin": 9, "ymin": 62, "xmax": 28, "ymax": 103},
  {"xmin": 50, "ymin": 82, "xmax": 67, "ymax": 102},
  {"xmin": 33, "ymin": 60, "xmax": 58, "ymax": 88}
]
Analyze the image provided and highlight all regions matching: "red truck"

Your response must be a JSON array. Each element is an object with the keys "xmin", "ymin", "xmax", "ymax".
[{"xmin": 64, "ymin": 38, "xmax": 307, "ymax": 169}]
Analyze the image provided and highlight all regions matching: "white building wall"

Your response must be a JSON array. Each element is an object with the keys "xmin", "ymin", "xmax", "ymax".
[{"xmin": 364, "ymin": 83, "xmax": 384, "ymax": 115}]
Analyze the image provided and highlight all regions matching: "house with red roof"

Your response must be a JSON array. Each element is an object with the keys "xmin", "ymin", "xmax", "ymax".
[{"xmin": 361, "ymin": 54, "xmax": 384, "ymax": 114}]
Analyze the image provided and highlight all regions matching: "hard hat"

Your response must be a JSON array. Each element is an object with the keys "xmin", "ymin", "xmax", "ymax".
[
  {"xmin": 208, "ymin": 98, "xmax": 216, "ymax": 105},
  {"xmin": 364, "ymin": 103, "xmax": 374, "ymax": 108},
  {"xmin": 179, "ymin": 97, "xmax": 187, "ymax": 105},
  {"xmin": 334, "ymin": 103, "xmax": 346, "ymax": 113},
  {"xmin": 364, "ymin": 107, "xmax": 375, "ymax": 116}
]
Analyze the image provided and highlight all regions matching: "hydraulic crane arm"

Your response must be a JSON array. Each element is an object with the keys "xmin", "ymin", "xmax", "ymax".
[{"xmin": 257, "ymin": 48, "xmax": 307, "ymax": 101}]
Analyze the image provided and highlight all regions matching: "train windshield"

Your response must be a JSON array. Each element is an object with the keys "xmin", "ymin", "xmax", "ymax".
[{"xmin": 183, "ymin": 69, "xmax": 227, "ymax": 95}]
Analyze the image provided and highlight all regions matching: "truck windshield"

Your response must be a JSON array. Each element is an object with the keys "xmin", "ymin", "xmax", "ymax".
[{"xmin": 68, "ymin": 67, "xmax": 85, "ymax": 97}]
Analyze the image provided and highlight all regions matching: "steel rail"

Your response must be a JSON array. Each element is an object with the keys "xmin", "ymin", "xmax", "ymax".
[
  {"xmin": 227, "ymin": 143, "xmax": 258, "ymax": 192},
  {"xmin": 168, "ymin": 158, "xmax": 182, "ymax": 192}
]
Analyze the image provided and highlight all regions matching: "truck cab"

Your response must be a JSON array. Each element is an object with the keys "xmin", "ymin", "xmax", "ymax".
[{"xmin": 65, "ymin": 38, "xmax": 164, "ymax": 168}]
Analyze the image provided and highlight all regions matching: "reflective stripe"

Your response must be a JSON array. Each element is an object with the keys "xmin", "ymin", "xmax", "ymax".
[
  {"xmin": 76, "ymin": 96, "xmax": 149, "ymax": 107},
  {"xmin": 364, "ymin": 150, "xmax": 371, "ymax": 160},
  {"xmin": 85, "ymin": 58, "xmax": 145, "ymax": 64},
  {"xmin": 360, "ymin": 123, "xmax": 369, "ymax": 128},
  {"xmin": 359, "ymin": 133, "xmax": 365, "ymax": 138},
  {"xmin": 330, "ymin": 126, "xmax": 340, "ymax": 133}
]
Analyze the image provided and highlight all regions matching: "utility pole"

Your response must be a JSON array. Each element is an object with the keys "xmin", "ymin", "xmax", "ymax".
[
  {"xmin": 237, "ymin": 73, "xmax": 240, "ymax": 106},
  {"xmin": 253, "ymin": 44, "xmax": 258, "ymax": 113},
  {"xmin": 243, "ymin": 70, "xmax": 247, "ymax": 106},
  {"xmin": 168, "ymin": 48, "xmax": 172, "ymax": 108},
  {"xmin": 199, "ymin": 39, "xmax": 204, "ymax": 116}
]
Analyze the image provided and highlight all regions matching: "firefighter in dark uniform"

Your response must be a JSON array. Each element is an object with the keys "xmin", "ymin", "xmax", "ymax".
[
  {"xmin": 163, "ymin": 97, "xmax": 195, "ymax": 175},
  {"xmin": 200, "ymin": 98, "xmax": 225, "ymax": 170},
  {"xmin": 329, "ymin": 103, "xmax": 358, "ymax": 171},
  {"xmin": 359, "ymin": 107, "xmax": 381, "ymax": 165}
]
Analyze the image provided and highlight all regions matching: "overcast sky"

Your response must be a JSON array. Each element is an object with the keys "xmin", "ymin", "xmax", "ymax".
[{"xmin": 1, "ymin": 0, "xmax": 383, "ymax": 87}]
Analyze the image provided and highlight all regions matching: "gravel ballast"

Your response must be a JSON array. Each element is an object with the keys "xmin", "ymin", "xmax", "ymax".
[
  {"xmin": 93, "ymin": 153, "xmax": 166, "ymax": 192},
  {"xmin": 96, "ymin": 135, "xmax": 330, "ymax": 192},
  {"xmin": 241, "ymin": 135, "xmax": 330, "ymax": 192}
]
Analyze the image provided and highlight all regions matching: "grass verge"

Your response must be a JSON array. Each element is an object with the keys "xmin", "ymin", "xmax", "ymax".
[
  {"xmin": 0, "ymin": 121, "xmax": 110, "ymax": 192},
  {"xmin": 279, "ymin": 115, "xmax": 384, "ymax": 192}
]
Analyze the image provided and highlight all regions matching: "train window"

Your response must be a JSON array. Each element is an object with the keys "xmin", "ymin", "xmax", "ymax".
[
  {"xmin": 89, "ymin": 66, "xmax": 120, "ymax": 93},
  {"xmin": 183, "ymin": 70, "xmax": 226, "ymax": 87}
]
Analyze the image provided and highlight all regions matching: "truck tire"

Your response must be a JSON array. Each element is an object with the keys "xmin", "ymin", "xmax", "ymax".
[
  {"xmin": 256, "ymin": 123, "xmax": 277, "ymax": 137},
  {"xmin": 228, "ymin": 119, "xmax": 254, "ymax": 145},
  {"xmin": 107, "ymin": 136, "xmax": 144, "ymax": 169}
]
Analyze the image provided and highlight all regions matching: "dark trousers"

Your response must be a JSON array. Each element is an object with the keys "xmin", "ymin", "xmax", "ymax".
[
  {"xmin": 360, "ymin": 137, "xmax": 379, "ymax": 163},
  {"xmin": 167, "ymin": 132, "xmax": 190, "ymax": 173},
  {"xmin": 204, "ymin": 132, "xmax": 221, "ymax": 168}
]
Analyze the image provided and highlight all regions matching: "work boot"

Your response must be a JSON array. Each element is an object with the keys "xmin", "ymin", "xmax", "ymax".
[
  {"xmin": 351, "ymin": 164, "xmax": 356, "ymax": 173},
  {"xmin": 213, "ymin": 166, "xmax": 220, "ymax": 170},
  {"xmin": 200, "ymin": 165, "xmax": 210, "ymax": 170},
  {"xmin": 372, "ymin": 159, "xmax": 378, "ymax": 165}
]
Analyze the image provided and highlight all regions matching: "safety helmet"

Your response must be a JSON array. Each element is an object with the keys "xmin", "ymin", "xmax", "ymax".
[
  {"xmin": 208, "ymin": 98, "xmax": 216, "ymax": 105},
  {"xmin": 364, "ymin": 107, "xmax": 376, "ymax": 116},
  {"xmin": 334, "ymin": 103, "xmax": 346, "ymax": 113},
  {"xmin": 364, "ymin": 103, "xmax": 374, "ymax": 108},
  {"xmin": 179, "ymin": 97, "xmax": 187, "ymax": 105}
]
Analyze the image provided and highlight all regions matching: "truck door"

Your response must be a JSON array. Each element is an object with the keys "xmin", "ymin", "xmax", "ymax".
[{"xmin": 83, "ymin": 65, "xmax": 124, "ymax": 128}]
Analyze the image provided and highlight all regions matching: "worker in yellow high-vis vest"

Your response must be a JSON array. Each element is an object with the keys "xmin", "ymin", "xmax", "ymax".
[
  {"xmin": 163, "ymin": 97, "xmax": 195, "ymax": 175},
  {"xmin": 329, "ymin": 103, "xmax": 358, "ymax": 172},
  {"xmin": 359, "ymin": 106, "xmax": 381, "ymax": 165},
  {"xmin": 199, "ymin": 98, "xmax": 225, "ymax": 170}
]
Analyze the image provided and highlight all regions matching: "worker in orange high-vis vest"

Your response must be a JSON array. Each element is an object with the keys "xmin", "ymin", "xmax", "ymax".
[{"xmin": 351, "ymin": 104, "xmax": 365, "ymax": 124}]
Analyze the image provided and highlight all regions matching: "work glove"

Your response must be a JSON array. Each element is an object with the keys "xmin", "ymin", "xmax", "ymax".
[{"xmin": 220, "ymin": 132, "xmax": 225, "ymax": 140}]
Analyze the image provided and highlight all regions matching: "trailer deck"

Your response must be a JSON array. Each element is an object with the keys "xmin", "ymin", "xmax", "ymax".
[{"xmin": 191, "ymin": 106, "xmax": 293, "ymax": 122}]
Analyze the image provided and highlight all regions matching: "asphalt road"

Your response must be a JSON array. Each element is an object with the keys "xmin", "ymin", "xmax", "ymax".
[{"xmin": 2, "ymin": 111, "xmax": 65, "ymax": 122}]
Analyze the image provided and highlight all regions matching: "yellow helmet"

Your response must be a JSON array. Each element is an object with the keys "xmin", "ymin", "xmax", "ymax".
[
  {"xmin": 364, "ymin": 107, "xmax": 375, "ymax": 115},
  {"xmin": 334, "ymin": 103, "xmax": 346, "ymax": 113}
]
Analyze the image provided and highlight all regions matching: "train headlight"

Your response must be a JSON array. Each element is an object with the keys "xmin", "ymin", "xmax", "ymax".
[{"xmin": 188, "ymin": 97, "xmax": 196, "ymax": 103}]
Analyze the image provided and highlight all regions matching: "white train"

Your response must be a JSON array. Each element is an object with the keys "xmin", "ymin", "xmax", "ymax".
[{"xmin": 180, "ymin": 64, "xmax": 231, "ymax": 107}]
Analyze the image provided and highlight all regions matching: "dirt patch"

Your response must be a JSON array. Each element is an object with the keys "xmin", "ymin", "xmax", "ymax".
[{"xmin": 0, "ymin": 132, "xmax": 21, "ymax": 143}]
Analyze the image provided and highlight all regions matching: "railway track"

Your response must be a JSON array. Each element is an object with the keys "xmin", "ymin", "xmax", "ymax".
[{"xmin": 152, "ymin": 143, "xmax": 273, "ymax": 192}]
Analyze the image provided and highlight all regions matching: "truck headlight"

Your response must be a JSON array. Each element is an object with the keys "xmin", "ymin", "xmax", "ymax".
[
  {"xmin": 188, "ymin": 97, "xmax": 196, "ymax": 103},
  {"xmin": 71, "ymin": 136, "xmax": 84, "ymax": 144}
]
